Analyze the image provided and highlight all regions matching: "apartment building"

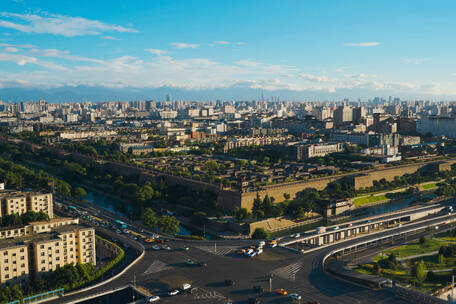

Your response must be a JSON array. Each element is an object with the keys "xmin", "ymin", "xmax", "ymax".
[
  {"xmin": 0, "ymin": 218, "xmax": 95, "ymax": 285},
  {"xmin": 0, "ymin": 191, "xmax": 53, "ymax": 219},
  {"xmin": 294, "ymin": 142, "xmax": 344, "ymax": 160}
]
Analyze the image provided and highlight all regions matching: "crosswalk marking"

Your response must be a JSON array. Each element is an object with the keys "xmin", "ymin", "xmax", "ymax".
[
  {"xmin": 194, "ymin": 245, "xmax": 233, "ymax": 256},
  {"xmin": 271, "ymin": 262, "xmax": 303, "ymax": 281},
  {"xmin": 143, "ymin": 260, "xmax": 172, "ymax": 274}
]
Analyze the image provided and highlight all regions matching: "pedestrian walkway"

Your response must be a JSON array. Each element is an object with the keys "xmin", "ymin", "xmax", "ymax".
[
  {"xmin": 194, "ymin": 245, "xmax": 233, "ymax": 256},
  {"xmin": 271, "ymin": 262, "xmax": 303, "ymax": 281},
  {"xmin": 143, "ymin": 260, "xmax": 172, "ymax": 275}
]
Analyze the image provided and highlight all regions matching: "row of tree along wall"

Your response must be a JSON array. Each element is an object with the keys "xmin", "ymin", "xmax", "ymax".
[
  {"xmin": 7, "ymin": 137, "xmax": 456, "ymax": 212},
  {"xmin": 238, "ymin": 159, "xmax": 456, "ymax": 210}
]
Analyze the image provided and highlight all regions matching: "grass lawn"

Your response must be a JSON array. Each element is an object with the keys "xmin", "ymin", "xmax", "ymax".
[
  {"xmin": 353, "ymin": 194, "xmax": 388, "ymax": 206},
  {"xmin": 355, "ymin": 238, "xmax": 456, "ymax": 294},
  {"xmin": 422, "ymin": 183, "xmax": 437, "ymax": 189},
  {"xmin": 373, "ymin": 239, "xmax": 443, "ymax": 259}
]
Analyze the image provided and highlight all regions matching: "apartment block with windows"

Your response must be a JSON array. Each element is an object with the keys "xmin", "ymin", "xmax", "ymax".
[
  {"xmin": 0, "ymin": 222, "xmax": 96, "ymax": 285},
  {"xmin": 0, "ymin": 243, "xmax": 29, "ymax": 285},
  {"xmin": 0, "ymin": 191, "xmax": 53, "ymax": 219}
]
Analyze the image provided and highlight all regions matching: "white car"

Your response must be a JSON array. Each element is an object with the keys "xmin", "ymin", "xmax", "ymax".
[
  {"xmin": 152, "ymin": 245, "xmax": 161, "ymax": 251},
  {"xmin": 168, "ymin": 289, "xmax": 179, "ymax": 296},
  {"xmin": 292, "ymin": 233, "xmax": 300, "ymax": 238},
  {"xmin": 289, "ymin": 293, "xmax": 302, "ymax": 300},
  {"xmin": 248, "ymin": 252, "xmax": 257, "ymax": 257},
  {"xmin": 145, "ymin": 295, "xmax": 160, "ymax": 302},
  {"xmin": 182, "ymin": 283, "xmax": 192, "ymax": 290},
  {"xmin": 270, "ymin": 243, "xmax": 277, "ymax": 248},
  {"xmin": 256, "ymin": 249, "xmax": 263, "ymax": 254},
  {"xmin": 258, "ymin": 241, "xmax": 266, "ymax": 246}
]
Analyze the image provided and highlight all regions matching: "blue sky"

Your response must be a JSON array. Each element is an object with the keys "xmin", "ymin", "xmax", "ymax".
[{"xmin": 0, "ymin": 0, "xmax": 455, "ymax": 100}]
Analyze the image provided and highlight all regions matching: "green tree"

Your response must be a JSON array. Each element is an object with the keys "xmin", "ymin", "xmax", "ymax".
[
  {"xmin": 412, "ymin": 260, "xmax": 427, "ymax": 283},
  {"xmin": 11, "ymin": 284, "xmax": 22, "ymax": 300},
  {"xmin": 158, "ymin": 215, "xmax": 180, "ymax": 234},
  {"xmin": 141, "ymin": 208, "xmax": 158, "ymax": 229},
  {"xmin": 438, "ymin": 254, "xmax": 445, "ymax": 265},
  {"xmin": 234, "ymin": 207, "xmax": 249, "ymax": 222},
  {"xmin": 294, "ymin": 207, "xmax": 306, "ymax": 219},
  {"xmin": 251, "ymin": 227, "xmax": 270, "ymax": 239},
  {"xmin": 283, "ymin": 193, "xmax": 291, "ymax": 200},
  {"xmin": 73, "ymin": 187, "xmax": 88, "ymax": 199}
]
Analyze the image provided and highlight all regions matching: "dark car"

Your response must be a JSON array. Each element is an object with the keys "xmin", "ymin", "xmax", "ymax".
[
  {"xmin": 248, "ymin": 298, "xmax": 260, "ymax": 304},
  {"xmin": 224, "ymin": 279, "xmax": 234, "ymax": 286},
  {"xmin": 253, "ymin": 286, "xmax": 264, "ymax": 293}
]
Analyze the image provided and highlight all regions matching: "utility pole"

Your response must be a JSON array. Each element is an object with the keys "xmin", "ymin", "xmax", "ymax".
[
  {"xmin": 452, "ymin": 274, "xmax": 454, "ymax": 303},
  {"xmin": 269, "ymin": 273, "xmax": 273, "ymax": 292},
  {"xmin": 214, "ymin": 243, "xmax": 216, "ymax": 254},
  {"xmin": 203, "ymin": 224, "xmax": 206, "ymax": 239}
]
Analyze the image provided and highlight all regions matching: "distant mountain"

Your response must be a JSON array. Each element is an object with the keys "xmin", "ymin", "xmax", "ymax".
[{"xmin": 0, "ymin": 85, "xmax": 442, "ymax": 103}]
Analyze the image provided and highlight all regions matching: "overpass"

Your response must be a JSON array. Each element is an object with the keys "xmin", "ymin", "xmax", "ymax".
[{"xmin": 280, "ymin": 202, "xmax": 449, "ymax": 247}]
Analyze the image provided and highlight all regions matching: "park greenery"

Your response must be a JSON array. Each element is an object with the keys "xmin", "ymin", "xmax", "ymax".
[
  {"xmin": 0, "ymin": 210, "xmax": 49, "ymax": 227},
  {"xmin": 141, "ymin": 208, "xmax": 180, "ymax": 234},
  {"xmin": 251, "ymin": 227, "xmax": 271, "ymax": 239},
  {"xmin": 357, "ymin": 233, "xmax": 456, "ymax": 293}
]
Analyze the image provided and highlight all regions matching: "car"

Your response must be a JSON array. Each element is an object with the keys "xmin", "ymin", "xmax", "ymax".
[
  {"xmin": 168, "ymin": 289, "xmax": 179, "ymax": 296},
  {"xmin": 199, "ymin": 262, "xmax": 207, "ymax": 267},
  {"xmin": 270, "ymin": 243, "xmax": 277, "ymax": 248},
  {"xmin": 182, "ymin": 283, "xmax": 192, "ymax": 290},
  {"xmin": 289, "ymin": 293, "xmax": 302, "ymax": 300},
  {"xmin": 237, "ymin": 249, "xmax": 246, "ymax": 255},
  {"xmin": 224, "ymin": 279, "xmax": 234, "ymax": 286},
  {"xmin": 275, "ymin": 288, "xmax": 287, "ymax": 295},
  {"xmin": 258, "ymin": 241, "xmax": 266, "ymax": 246},
  {"xmin": 152, "ymin": 245, "xmax": 161, "ymax": 251},
  {"xmin": 253, "ymin": 286, "xmax": 264, "ymax": 293},
  {"xmin": 255, "ymin": 249, "xmax": 263, "ymax": 254},
  {"xmin": 248, "ymin": 252, "xmax": 257, "ymax": 257},
  {"xmin": 181, "ymin": 246, "xmax": 190, "ymax": 251},
  {"xmin": 248, "ymin": 298, "xmax": 260, "ymax": 304},
  {"xmin": 145, "ymin": 295, "xmax": 160, "ymax": 302},
  {"xmin": 292, "ymin": 233, "xmax": 300, "ymax": 238},
  {"xmin": 190, "ymin": 287, "xmax": 198, "ymax": 294},
  {"xmin": 185, "ymin": 259, "xmax": 194, "ymax": 265},
  {"xmin": 162, "ymin": 245, "xmax": 171, "ymax": 250}
]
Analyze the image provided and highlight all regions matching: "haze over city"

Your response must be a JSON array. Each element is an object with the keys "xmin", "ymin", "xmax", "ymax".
[{"xmin": 1, "ymin": 0, "xmax": 456, "ymax": 101}]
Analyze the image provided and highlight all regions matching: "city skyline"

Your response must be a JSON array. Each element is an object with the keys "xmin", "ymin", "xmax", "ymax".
[{"xmin": 1, "ymin": 0, "xmax": 456, "ymax": 101}]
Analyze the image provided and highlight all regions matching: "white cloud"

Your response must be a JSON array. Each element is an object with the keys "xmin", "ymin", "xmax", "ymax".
[
  {"xmin": 0, "ymin": 42, "xmax": 34, "ymax": 48},
  {"xmin": 0, "ymin": 12, "xmax": 137, "ymax": 37},
  {"xmin": 404, "ymin": 58, "xmax": 425, "ymax": 65},
  {"xmin": 214, "ymin": 41, "xmax": 229, "ymax": 45},
  {"xmin": 29, "ymin": 48, "xmax": 104, "ymax": 63},
  {"xmin": 300, "ymin": 74, "xmax": 329, "ymax": 82},
  {"xmin": 4, "ymin": 46, "xmax": 18, "ymax": 52},
  {"xmin": 236, "ymin": 60, "xmax": 261, "ymax": 67},
  {"xmin": 336, "ymin": 66, "xmax": 352, "ymax": 73},
  {"xmin": 170, "ymin": 42, "xmax": 199, "ymax": 49},
  {"xmin": 0, "ymin": 52, "xmax": 36, "ymax": 65},
  {"xmin": 144, "ymin": 49, "xmax": 167, "ymax": 56},
  {"xmin": 101, "ymin": 36, "xmax": 120, "ymax": 40},
  {"xmin": 343, "ymin": 42, "xmax": 380, "ymax": 47}
]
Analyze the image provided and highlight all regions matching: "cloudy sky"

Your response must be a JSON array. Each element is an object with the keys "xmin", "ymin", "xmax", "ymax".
[{"xmin": 0, "ymin": 0, "xmax": 456, "ymax": 101}]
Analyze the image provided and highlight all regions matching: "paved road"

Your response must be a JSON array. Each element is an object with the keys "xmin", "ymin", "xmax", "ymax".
[{"xmin": 47, "ymin": 197, "xmax": 455, "ymax": 304}]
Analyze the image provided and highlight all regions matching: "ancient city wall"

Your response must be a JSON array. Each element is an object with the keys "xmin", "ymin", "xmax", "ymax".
[{"xmin": 239, "ymin": 159, "xmax": 456, "ymax": 210}]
